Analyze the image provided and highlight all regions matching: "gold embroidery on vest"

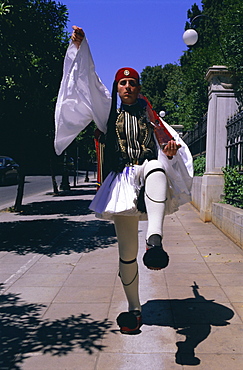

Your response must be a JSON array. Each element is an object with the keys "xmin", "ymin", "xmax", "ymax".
[{"xmin": 115, "ymin": 111, "xmax": 150, "ymax": 156}]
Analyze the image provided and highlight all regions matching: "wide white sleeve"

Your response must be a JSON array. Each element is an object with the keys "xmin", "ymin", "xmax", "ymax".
[
  {"xmin": 156, "ymin": 119, "xmax": 194, "ymax": 214},
  {"xmin": 54, "ymin": 37, "xmax": 111, "ymax": 155}
]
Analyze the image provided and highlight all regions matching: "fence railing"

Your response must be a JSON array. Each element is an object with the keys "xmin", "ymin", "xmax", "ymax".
[
  {"xmin": 182, "ymin": 110, "xmax": 243, "ymax": 171},
  {"xmin": 182, "ymin": 114, "xmax": 207, "ymax": 158},
  {"xmin": 226, "ymin": 110, "xmax": 243, "ymax": 172}
]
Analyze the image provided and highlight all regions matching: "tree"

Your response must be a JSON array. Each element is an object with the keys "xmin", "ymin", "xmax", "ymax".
[
  {"xmin": 70, "ymin": 122, "xmax": 97, "ymax": 182},
  {"xmin": 137, "ymin": 1, "xmax": 243, "ymax": 133},
  {"xmin": 162, "ymin": 66, "xmax": 190, "ymax": 129},
  {"xmin": 140, "ymin": 64, "xmax": 179, "ymax": 113},
  {"xmin": 179, "ymin": 0, "xmax": 243, "ymax": 128},
  {"xmin": 140, "ymin": 64, "xmax": 195, "ymax": 130},
  {"xmin": 0, "ymin": 2, "xmax": 12, "ymax": 15},
  {"xmin": 179, "ymin": 3, "xmax": 221, "ymax": 129},
  {"xmin": 0, "ymin": 0, "xmax": 69, "ymax": 210},
  {"xmin": 220, "ymin": 0, "xmax": 243, "ymax": 105}
]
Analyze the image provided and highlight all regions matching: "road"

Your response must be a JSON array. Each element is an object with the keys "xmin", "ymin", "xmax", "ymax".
[
  {"xmin": 0, "ymin": 171, "xmax": 94, "ymax": 209},
  {"xmin": 0, "ymin": 176, "xmax": 60, "ymax": 209}
]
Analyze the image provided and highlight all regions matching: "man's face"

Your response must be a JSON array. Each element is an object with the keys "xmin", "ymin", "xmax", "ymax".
[{"xmin": 117, "ymin": 78, "xmax": 141, "ymax": 105}]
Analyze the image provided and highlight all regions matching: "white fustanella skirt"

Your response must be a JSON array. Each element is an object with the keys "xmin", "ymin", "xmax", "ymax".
[{"xmin": 89, "ymin": 163, "xmax": 147, "ymax": 220}]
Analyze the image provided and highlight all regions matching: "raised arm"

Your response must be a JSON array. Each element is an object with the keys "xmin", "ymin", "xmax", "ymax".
[{"xmin": 71, "ymin": 25, "xmax": 85, "ymax": 49}]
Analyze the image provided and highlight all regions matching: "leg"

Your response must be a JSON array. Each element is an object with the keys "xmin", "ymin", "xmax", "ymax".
[
  {"xmin": 114, "ymin": 215, "xmax": 141, "ymax": 312},
  {"xmin": 143, "ymin": 160, "xmax": 169, "ymax": 270},
  {"xmin": 114, "ymin": 215, "xmax": 142, "ymax": 334},
  {"xmin": 144, "ymin": 159, "xmax": 167, "ymax": 240}
]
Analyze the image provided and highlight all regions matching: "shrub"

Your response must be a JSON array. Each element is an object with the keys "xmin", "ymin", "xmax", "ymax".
[
  {"xmin": 193, "ymin": 155, "xmax": 206, "ymax": 176},
  {"xmin": 222, "ymin": 167, "xmax": 243, "ymax": 209}
]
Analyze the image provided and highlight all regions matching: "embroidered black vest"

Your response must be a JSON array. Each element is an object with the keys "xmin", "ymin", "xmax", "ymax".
[
  {"xmin": 115, "ymin": 103, "xmax": 157, "ymax": 166},
  {"xmin": 103, "ymin": 99, "xmax": 157, "ymax": 176}
]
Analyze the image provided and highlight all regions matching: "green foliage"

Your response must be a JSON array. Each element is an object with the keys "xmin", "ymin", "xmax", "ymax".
[
  {"xmin": 75, "ymin": 122, "xmax": 97, "ymax": 166},
  {"xmin": 0, "ymin": 0, "xmax": 69, "ymax": 172},
  {"xmin": 193, "ymin": 155, "xmax": 206, "ymax": 176},
  {"xmin": 180, "ymin": 0, "xmax": 243, "ymax": 124},
  {"xmin": 179, "ymin": 2, "xmax": 227, "ymax": 128},
  {"xmin": 141, "ymin": 64, "xmax": 193, "ymax": 129},
  {"xmin": 222, "ymin": 167, "xmax": 243, "ymax": 209},
  {"xmin": 163, "ymin": 66, "xmax": 196, "ymax": 130},
  {"xmin": 220, "ymin": 0, "xmax": 243, "ymax": 105},
  {"xmin": 140, "ymin": 64, "xmax": 178, "ymax": 113},
  {"xmin": 140, "ymin": 2, "xmax": 233, "ymax": 129},
  {"xmin": 0, "ymin": 2, "xmax": 12, "ymax": 15},
  {"xmin": 140, "ymin": 1, "xmax": 243, "ymax": 131}
]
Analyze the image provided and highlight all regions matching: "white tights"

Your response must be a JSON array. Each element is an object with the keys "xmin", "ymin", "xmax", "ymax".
[{"xmin": 114, "ymin": 160, "xmax": 167, "ymax": 312}]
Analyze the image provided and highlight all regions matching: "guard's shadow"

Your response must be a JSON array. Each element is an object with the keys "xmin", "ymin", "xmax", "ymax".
[{"xmin": 142, "ymin": 282, "xmax": 234, "ymax": 366}]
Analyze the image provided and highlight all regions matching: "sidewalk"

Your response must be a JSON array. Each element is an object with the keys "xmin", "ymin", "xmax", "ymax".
[{"xmin": 0, "ymin": 180, "xmax": 243, "ymax": 370}]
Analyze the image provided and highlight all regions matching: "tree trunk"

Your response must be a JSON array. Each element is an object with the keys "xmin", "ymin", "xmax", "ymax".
[
  {"xmin": 73, "ymin": 173, "xmax": 77, "ymax": 187},
  {"xmin": 84, "ymin": 170, "xmax": 89, "ymax": 182},
  {"xmin": 50, "ymin": 159, "xmax": 59, "ymax": 195},
  {"xmin": 51, "ymin": 175, "xmax": 59, "ymax": 195},
  {"xmin": 60, "ymin": 151, "xmax": 70, "ymax": 191},
  {"xmin": 14, "ymin": 170, "xmax": 25, "ymax": 212}
]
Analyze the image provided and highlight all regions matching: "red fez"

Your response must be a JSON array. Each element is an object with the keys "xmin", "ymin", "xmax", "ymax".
[{"xmin": 115, "ymin": 67, "xmax": 140, "ymax": 83}]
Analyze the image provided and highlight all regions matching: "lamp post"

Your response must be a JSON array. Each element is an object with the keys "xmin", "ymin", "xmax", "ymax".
[{"xmin": 182, "ymin": 14, "xmax": 227, "ymax": 62}]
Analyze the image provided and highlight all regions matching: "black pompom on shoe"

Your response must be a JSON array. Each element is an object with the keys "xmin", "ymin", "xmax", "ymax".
[
  {"xmin": 143, "ymin": 246, "xmax": 169, "ymax": 270},
  {"xmin": 116, "ymin": 310, "xmax": 142, "ymax": 334},
  {"xmin": 143, "ymin": 235, "xmax": 169, "ymax": 270}
]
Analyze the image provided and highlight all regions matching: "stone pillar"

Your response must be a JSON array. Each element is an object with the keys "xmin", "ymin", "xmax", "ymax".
[{"xmin": 200, "ymin": 66, "xmax": 238, "ymax": 222}]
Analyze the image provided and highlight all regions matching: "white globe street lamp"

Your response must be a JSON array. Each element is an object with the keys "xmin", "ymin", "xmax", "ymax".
[
  {"xmin": 159, "ymin": 111, "xmax": 166, "ymax": 118},
  {"xmin": 182, "ymin": 28, "xmax": 198, "ymax": 46},
  {"xmin": 182, "ymin": 14, "xmax": 227, "ymax": 62}
]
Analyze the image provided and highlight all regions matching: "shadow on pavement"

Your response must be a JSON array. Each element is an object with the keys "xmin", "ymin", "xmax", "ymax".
[
  {"xmin": 19, "ymin": 199, "xmax": 93, "ymax": 216},
  {"xmin": 55, "ymin": 188, "xmax": 97, "ymax": 197},
  {"xmin": 0, "ymin": 219, "xmax": 117, "ymax": 255},
  {"xmin": 0, "ymin": 191, "xmax": 117, "ymax": 255},
  {"xmin": 0, "ymin": 284, "xmax": 115, "ymax": 370},
  {"xmin": 142, "ymin": 282, "xmax": 234, "ymax": 366}
]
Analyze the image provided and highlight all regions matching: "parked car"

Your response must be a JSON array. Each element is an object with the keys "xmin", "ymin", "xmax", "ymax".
[{"xmin": 0, "ymin": 156, "xmax": 20, "ymax": 185}]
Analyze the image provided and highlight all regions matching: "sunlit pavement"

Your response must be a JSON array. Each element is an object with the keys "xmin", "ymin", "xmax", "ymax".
[{"xmin": 0, "ymin": 180, "xmax": 243, "ymax": 370}]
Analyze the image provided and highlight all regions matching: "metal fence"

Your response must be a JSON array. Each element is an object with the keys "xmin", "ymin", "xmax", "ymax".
[
  {"xmin": 182, "ymin": 114, "xmax": 207, "ymax": 158},
  {"xmin": 226, "ymin": 110, "xmax": 243, "ymax": 171},
  {"xmin": 182, "ymin": 110, "xmax": 243, "ymax": 170}
]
